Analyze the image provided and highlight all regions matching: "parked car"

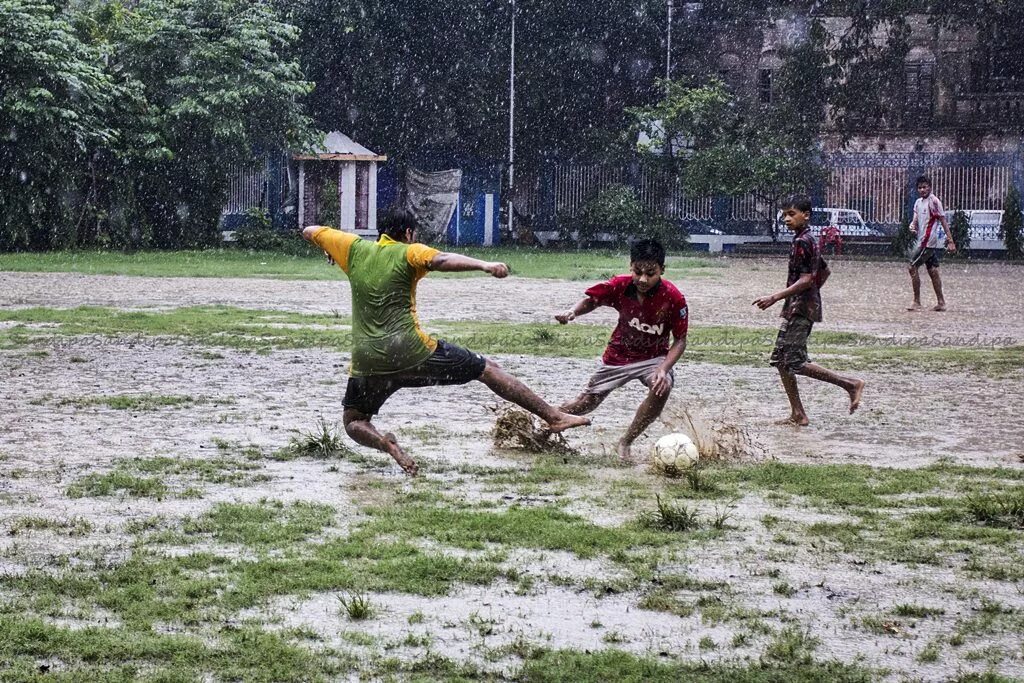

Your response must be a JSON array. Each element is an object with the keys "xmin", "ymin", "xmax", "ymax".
[{"xmin": 775, "ymin": 207, "xmax": 884, "ymax": 238}]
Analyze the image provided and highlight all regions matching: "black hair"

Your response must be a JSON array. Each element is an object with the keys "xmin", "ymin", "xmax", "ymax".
[
  {"xmin": 378, "ymin": 207, "xmax": 417, "ymax": 240},
  {"xmin": 916, "ymin": 175, "xmax": 931, "ymax": 187},
  {"xmin": 630, "ymin": 238, "xmax": 665, "ymax": 267},
  {"xmin": 780, "ymin": 194, "xmax": 812, "ymax": 214}
]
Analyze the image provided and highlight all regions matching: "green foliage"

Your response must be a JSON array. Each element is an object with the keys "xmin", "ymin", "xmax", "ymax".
[
  {"xmin": 0, "ymin": 0, "xmax": 123, "ymax": 250},
  {"xmin": 630, "ymin": 74, "xmax": 828, "ymax": 237},
  {"xmin": 949, "ymin": 209, "xmax": 971, "ymax": 257},
  {"xmin": 891, "ymin": 220, "xmax": 915, "ymax": 257},
  {"xmin": 1000, "ymin": 185, "xmax": 1023, "ymax": 259},
  {"xmin": 1, "ymin": 0, "xmax": 314, "ymax": 252},
  {"xmin": 566, "ymin": 184, "xmax": 686, "ymax": 248}
]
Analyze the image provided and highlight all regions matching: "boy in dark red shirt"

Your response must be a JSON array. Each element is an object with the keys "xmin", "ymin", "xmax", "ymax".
[
  {"xmin": 753, "ymin": 194, "xmax": 865, "ymax": 426},
  {"xmin": 555, "ymin": 239, "xmax": 688, "ymax": 461}
]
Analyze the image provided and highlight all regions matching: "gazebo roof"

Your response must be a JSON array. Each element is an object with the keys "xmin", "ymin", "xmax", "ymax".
[{"xmin": 293, "ymin": 131, "xmax": 387, "ymax": 162}]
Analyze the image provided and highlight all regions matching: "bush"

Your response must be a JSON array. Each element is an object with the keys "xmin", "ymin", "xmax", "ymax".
[
  {"xmin": 1001, "ymin": 185, "xmax": 1023, "ymax": 259},
  {"xmin": 891, "ymin": 220, "xmax": 915, "ymax": 257},
  {"xmin": 949, "ymin": 209, "xmax": 970, "ymax": 258},
  {"xmin": 562, "ymin": 184, "xmax": 687, "ymax": 249},
  {"xmin": 233, "ymin": 208, "xmax": 311, "ymax": 254}
]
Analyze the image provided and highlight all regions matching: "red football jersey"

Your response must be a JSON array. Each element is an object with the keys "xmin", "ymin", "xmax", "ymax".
[{"xmin": 585, "ymin": 275, "xmax": 689, "ymax": 366}]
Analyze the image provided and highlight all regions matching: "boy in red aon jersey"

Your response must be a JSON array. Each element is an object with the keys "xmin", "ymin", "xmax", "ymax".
[{"xmin": 555, "ymin": 239, "xmax": 688, "ymax": 462}]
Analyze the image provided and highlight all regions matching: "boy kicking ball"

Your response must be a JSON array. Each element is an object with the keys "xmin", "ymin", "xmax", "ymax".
[
  {"xmin": 555, "ymin": 239, "xmax": 688, "ymax": 462},
  {"xmin": 754, "ymin": 194, "xmax": 864, "ymax": 426}
]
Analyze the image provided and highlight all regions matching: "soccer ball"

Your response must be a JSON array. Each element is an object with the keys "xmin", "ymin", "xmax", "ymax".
[{"xmin": 651, "ymin": 433, "xmax": 700, "ymax": 474}]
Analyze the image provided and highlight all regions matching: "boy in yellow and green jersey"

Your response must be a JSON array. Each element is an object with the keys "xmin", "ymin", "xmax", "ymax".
[{"xmin": 302, "ymin": 208, "xmax": 589, "ymax": 475}]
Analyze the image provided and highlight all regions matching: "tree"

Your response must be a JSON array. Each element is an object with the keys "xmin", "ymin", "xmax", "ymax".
[
  {"xmin": 949, "ymin": 209, "xmax": 970, "ymax": 258},
  {"xmin": 90, "ymin": 0, "xmax": 316, "ymax": 248},
  {"xmin": 630, "ymin": 78, "xmax": 827, "ymax": 237},
  {"xmin": 1001, "ymin": 185, "xmax": 1023, "ymax": 259},
  {"xmin": 0, "ymin": 0, "xmax": 122, "ymax": 250}
]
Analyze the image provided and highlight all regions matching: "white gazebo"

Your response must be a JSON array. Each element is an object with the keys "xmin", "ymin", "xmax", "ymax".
[{"xmin": 294, "ymin": 131, "xmax": 387, "ymax": 236}]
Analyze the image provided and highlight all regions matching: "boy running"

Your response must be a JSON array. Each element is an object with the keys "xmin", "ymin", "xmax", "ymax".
[
  {"xmin": 302, "ymin": 209, "xmax": 589, "ymax": 475},
  {"xmin": 753, "ymin": 194, "xmax": 865, "ymax": 426},
  {"xmin": 554, "ymin": 239, "xmax": 688, "ymax": 462},
  {"xmin": 906, "ymin": 175, "xmax": 956, "ymax": 312}
]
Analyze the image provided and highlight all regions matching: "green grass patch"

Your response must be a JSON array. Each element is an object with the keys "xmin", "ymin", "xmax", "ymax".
[
  {"xmin": 66, "ymin": 471, "xmax": 168, "ymax": 499},
  {"xmin": 358, "ymin": 504, "xmax": 672, "ymax": 559},
  {"xmin": 59, "ymin": 394, "xmax": 205, "ymax": 410},
  {"xmin": 0, "ymin": 247, "xmax": 721, "ymax": 281},
  {"xmin": 7, "ymin": 516, "xmax": 93, "ymax": 536},
  {"xmin": 518, "ymin": 648, "xmax": 871, "ymax": 682},
  {"xmin": 183, "ymin": 501, "xmax": 335, "ymax": 547}
]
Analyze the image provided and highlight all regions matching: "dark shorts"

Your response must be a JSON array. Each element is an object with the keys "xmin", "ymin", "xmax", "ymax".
[
  {"xmin": 769, "ymin": 315, "xmax": 813, "ymax": 373},
  {"xmin": 909, "ymin": 245, "xmax": 942, "ymax": 269},
  {"xmin": 342, "ymin": 340, "xmax": 487, "ymax": 416}
]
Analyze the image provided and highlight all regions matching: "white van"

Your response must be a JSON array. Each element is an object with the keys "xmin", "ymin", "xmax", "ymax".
[
  {"xmin": 943, "ymin": 209, "xmax": 1003, "ymax": 242},
  {"xmin": 775, "ymin": 207, "xmax": 884, "ymax": 238}
]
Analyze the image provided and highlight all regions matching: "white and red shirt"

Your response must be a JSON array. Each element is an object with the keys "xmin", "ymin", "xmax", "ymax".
[
  {"xmin": 914, "ymin": 194, "xmax": 946, "ymax": 249},
  {"xmin": 585, "ymin": 275, "xmax": 689, "ymax": 366}
]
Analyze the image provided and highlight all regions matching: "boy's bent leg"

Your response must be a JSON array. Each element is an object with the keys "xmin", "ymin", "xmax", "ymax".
[
  {"xmin": 618, "ymin": 388, "xmax": 670, "ymax": 462},
  {"xmin": 478, "ymin": 359, "xmax": 590, "ymax": 433},
  {"xmin": 560, "ymin": 392, "xmax": 607, "ymax": 416},
  {"xmin": 795, "ymin": 363, "xmax": 865, "ymax": 414},
  {"xmin": 343, "ymin": 408, "xmax": 418, "ymax": 475}
]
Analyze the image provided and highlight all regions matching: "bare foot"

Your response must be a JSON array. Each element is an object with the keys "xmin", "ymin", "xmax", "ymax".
[
  {"xmin": 383, "ymin": 433, "xmax": 418, "ymax": 476},
  {"xmin": 616, "ymin": 439, "xmax": 636, "ymax": 463},
  {"xmin": 849, "ymin": 379, "xmax": 865, "ymax": 414},
  {"xmin": 545, "ymin": 412, "xmax": 591, "ymax": 434},
  {"xmin": 906, "ymin": 302, "xmax": 923, "ymax": 311},
  {"xmin": 932, "ymin": 304, "xmax": 946, "ymax": 312},
  {"xmin": 774, "ymin": 415, "xmax": 809, "ymax": 426}
]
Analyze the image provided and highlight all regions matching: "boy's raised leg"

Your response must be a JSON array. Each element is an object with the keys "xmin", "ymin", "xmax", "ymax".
[
  {"xmin": 617, "ymin": 389, "xmax": 670, "ymax": 462},
  {"xmin": 795, "ymin": 363, "xmax": 865, "ymax": 414},
  {"xmin": 343, "ymin": 408, "xmax": 418, "ymax": 475},
  {"xmin": 777, "ymin": 368, "xmax": 809, "ymax": 426},
  {"xmin": 478, "ymin": 359, "xmax": 590, "ymax": 433}
]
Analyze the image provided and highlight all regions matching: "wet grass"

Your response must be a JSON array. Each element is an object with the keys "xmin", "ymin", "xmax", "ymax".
[
  {"xmin": 57, "ymin": 394, "xmax": 206, "ymax": 410},
  {"xmin": 3, "ymin": 305, "xmax": 1020, "ymax": 374},
  {"xmin": 0, "ymin": 247, "xmax": 720, "ymax": 281}
]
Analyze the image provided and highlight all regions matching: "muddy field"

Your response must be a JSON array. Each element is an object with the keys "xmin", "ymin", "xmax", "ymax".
[{"xmin": 1, "ymin": 261, "xmax": 1022, "ymax": 681}]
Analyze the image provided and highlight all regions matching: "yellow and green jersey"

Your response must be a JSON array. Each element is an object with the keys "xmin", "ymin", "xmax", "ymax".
[{"xmin": 309, "ymin": 227, "xmax": 440, "ymax": 376}]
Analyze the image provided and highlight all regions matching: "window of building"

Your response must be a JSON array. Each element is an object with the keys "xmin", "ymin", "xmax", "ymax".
[{"xmin": 904, "ymin": 61, "xmax": 935, "ymax": 125}]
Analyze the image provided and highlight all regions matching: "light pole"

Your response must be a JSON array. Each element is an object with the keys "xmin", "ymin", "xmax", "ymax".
[
  {"xmin": 507, "ymin": 0, "xmax": 517, "ymax": 238},
  {"xmin": 666, "ymin": 0, "xmax": 674, "ymax": 83}
]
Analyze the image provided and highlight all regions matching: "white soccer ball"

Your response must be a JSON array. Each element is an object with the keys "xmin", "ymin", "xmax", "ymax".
[{"xmin": 651, "ymin": 433, "xmax": 700, "ymax": 474}]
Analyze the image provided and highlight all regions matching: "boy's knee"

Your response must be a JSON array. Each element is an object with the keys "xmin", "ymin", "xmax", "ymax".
[{"xmin": 343, "ymin": 408, "xmax": 371, "ymax": 432}]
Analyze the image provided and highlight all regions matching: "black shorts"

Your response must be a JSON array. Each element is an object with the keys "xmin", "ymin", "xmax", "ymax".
[
  {"xmin": 769, "ymin": 315, "xmax": 813, "ymax": 373},
  {"xmin": 342, "ymin": 340, "xmax": 487, "ymax": 416},
  {"xmin": 909, "ymin": 245, "xmax": 942, "ymax": 269}
]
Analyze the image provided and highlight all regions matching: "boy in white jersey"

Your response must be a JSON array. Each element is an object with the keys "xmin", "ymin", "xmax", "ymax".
[{"xmin": 907, "ymin": 175, "xmax": 957, "ymax": 312}]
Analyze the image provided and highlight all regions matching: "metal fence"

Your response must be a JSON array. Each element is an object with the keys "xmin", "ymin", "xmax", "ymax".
[{"xmin": 514, "ymin": 150, "xmax": 1023, "ymax": 235}]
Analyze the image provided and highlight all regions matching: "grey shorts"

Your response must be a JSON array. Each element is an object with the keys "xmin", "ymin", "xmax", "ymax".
[
  {"xmin": 584, "ymin": 356, "xmax": 674, "ymax": 396},
  {"xmin": 769, "ymin": 315, "xmax": 813, "ymax": 373}
]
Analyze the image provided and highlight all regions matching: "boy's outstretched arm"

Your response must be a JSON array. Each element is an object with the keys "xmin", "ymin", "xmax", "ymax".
[
  {"xmin": 650, "ymin": 336, "xmax": 686, "ymax": 396},
  {"xmin": 429, "ymin": 252, "xmax": 509, "ymax": 278},
  {"xmin": 753, "ymin": 273, "xmax": 814, "ymax": 310},
  {"xmin": 555, "ymin": 297, "xmax": 599, "ymax": 324}
]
